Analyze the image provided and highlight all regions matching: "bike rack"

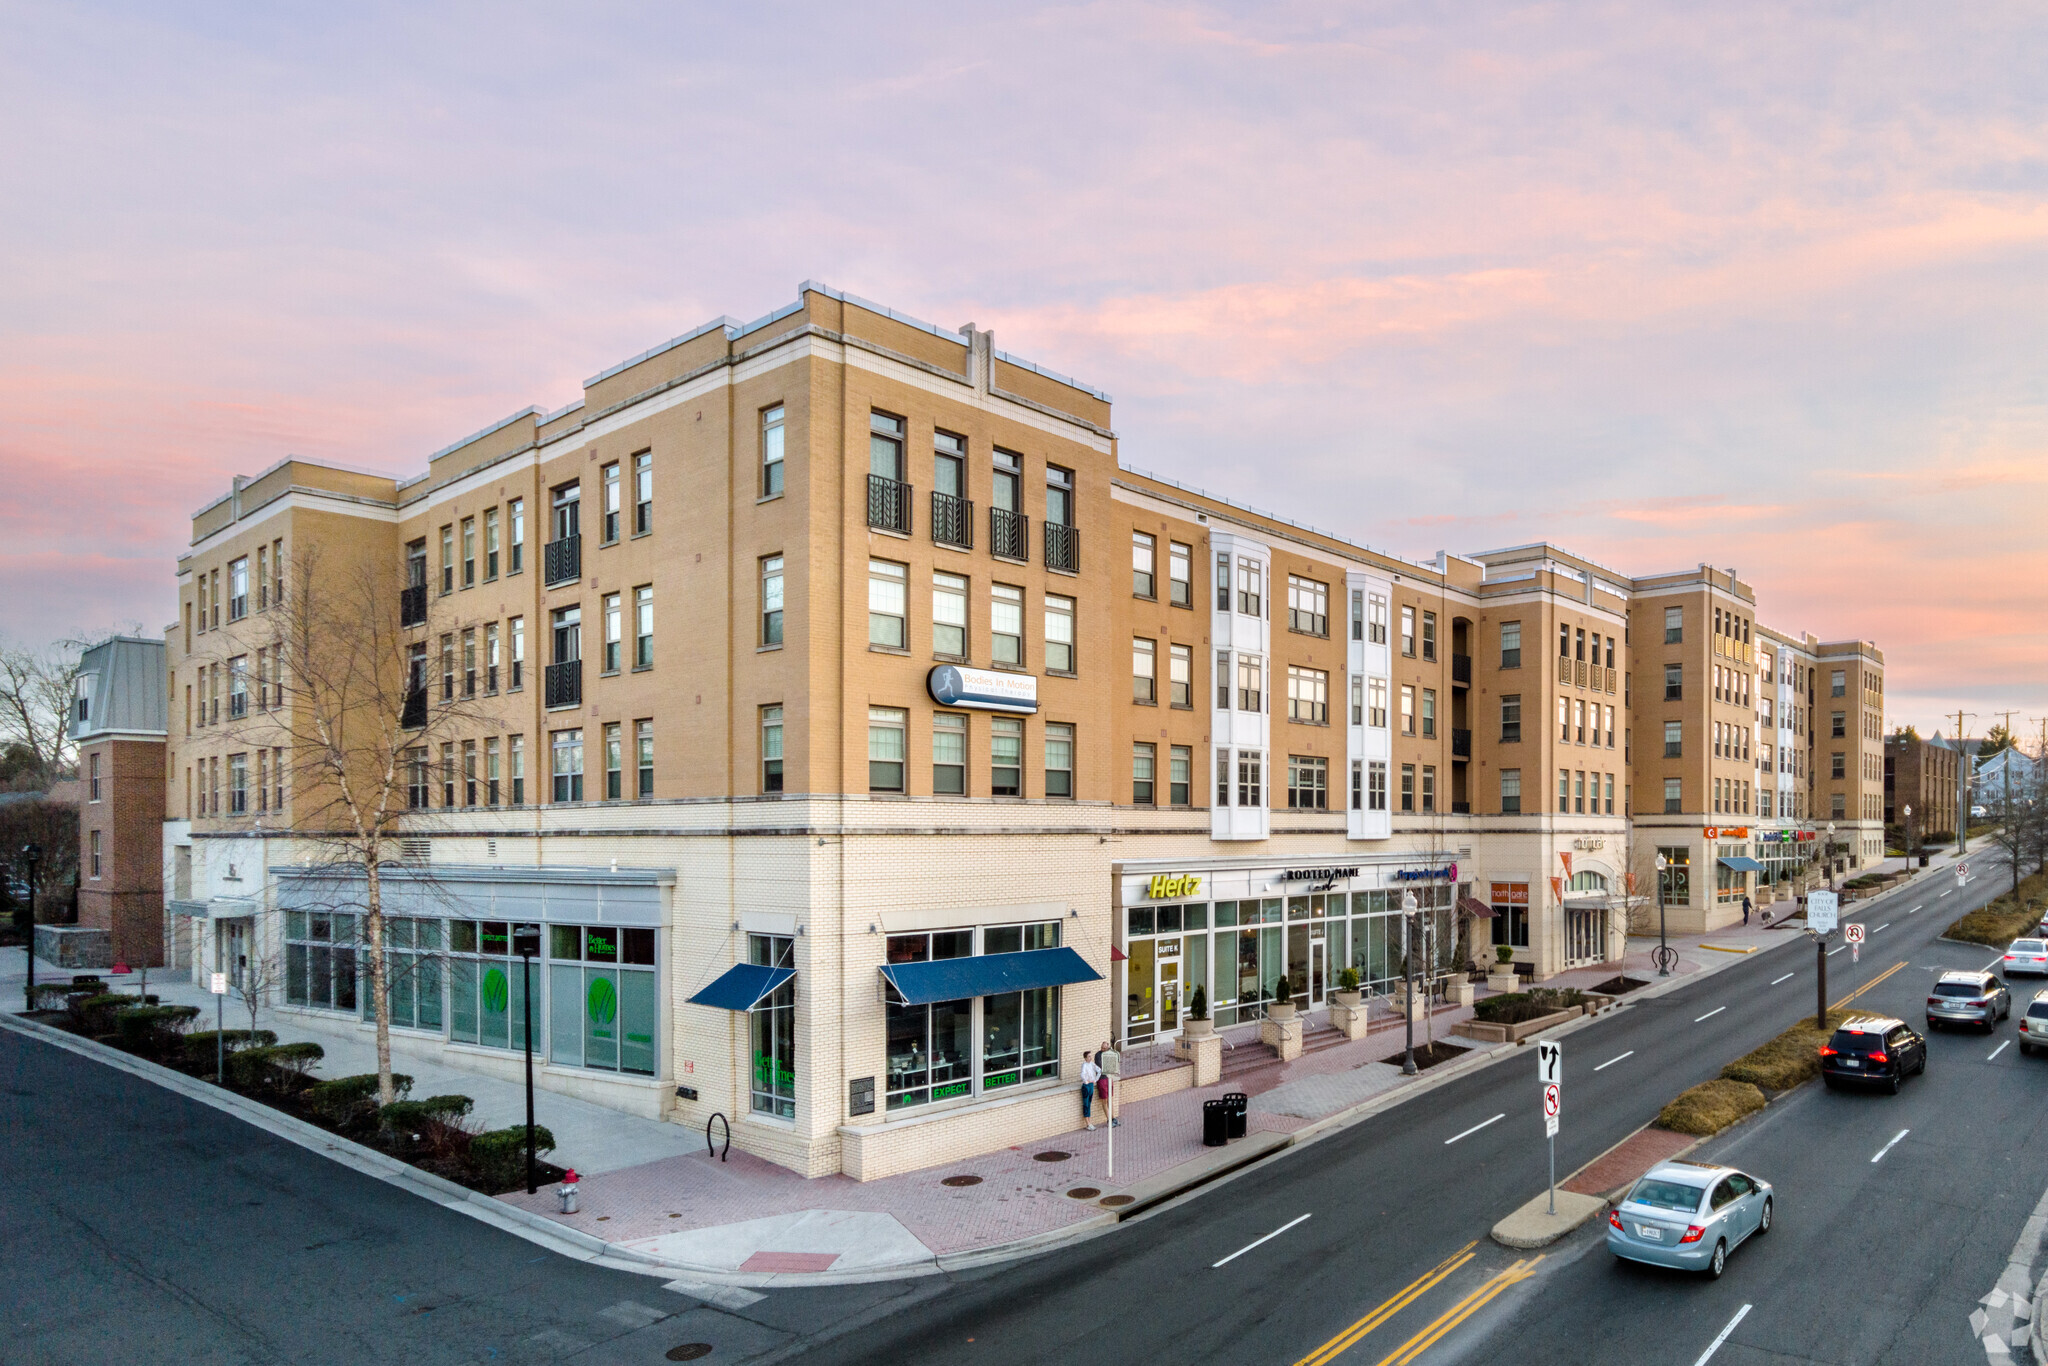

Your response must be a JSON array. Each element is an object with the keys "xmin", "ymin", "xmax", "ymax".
[{"xmin": 706, "ymin": 1111, "xmax": 730, "ymax": 1162}]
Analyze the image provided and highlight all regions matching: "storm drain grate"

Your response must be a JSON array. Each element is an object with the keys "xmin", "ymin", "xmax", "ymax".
[
  {"xmin": 1065, "ymin": 1187, "xmax": 1101, "ymax": 1199},
  {"xmin": 666, "ymin": 1347, "xmax": 714, "ymax": 1362},
  {"xmin": 1032, "ymin": 1150, "xmax": 1072, "ymax": 1162},
  {"xmin": 1099, "ymin": 1195, "xmax": 1134, "ymax": 1208},
  {"xmin": 941, "ymin": 1174, "xmax": 984, "ymax": 1187}
]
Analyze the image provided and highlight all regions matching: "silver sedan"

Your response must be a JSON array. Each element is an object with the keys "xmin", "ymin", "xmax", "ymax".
[{"xmin": 1608, "ymin": 1161, "xmax": 1773, "ymax": 1279}]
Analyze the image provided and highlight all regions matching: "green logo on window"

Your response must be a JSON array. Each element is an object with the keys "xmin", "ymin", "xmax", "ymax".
[
  {"xmin": 587, "ymin": 975, "xmax": 617, "ymax": 1026},
  {"xmin": 481, "ymin": 966, "xmax": 508, "ymax": 1014}
]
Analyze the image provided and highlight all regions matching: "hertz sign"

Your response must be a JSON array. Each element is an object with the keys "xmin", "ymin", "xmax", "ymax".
[{"xmin": 1146, "ymin": 873, "xmax": 1204, "ymax": 900}]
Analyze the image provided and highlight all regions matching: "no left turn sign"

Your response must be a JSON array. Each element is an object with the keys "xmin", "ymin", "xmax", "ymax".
[{"xmin": 1543, "ymin": 1082, "xmax": 1560, "ymax": 1137}]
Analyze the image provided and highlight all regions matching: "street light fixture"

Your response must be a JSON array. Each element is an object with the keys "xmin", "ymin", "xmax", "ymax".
[
  {"xmin": 1654, "ymin": 854, "xmax": 1670, "ymax": 976},
  {"xmin": 1826, "ymin": 821, "xmax": 1836, "ymax": 892},
  {"xmin": 512, "ymin": 922, "xmax": 541, "ymax": 1195},
  {"xmin": 1904, "ymin": 804, "xmax": 1914, "ymax": 869},
  {"xmin": 1400, "ymin": 890, "xmax": 1419, "ymax": 1076},
  {"xmin": 18, "ymin": 842, "xmax": 41, "ymax": 1011}
]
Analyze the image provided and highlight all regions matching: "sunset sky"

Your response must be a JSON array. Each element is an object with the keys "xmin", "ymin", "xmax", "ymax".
[{"xmin": 2, "ymin": 3, "xmax": 2042, "ymax": 736}]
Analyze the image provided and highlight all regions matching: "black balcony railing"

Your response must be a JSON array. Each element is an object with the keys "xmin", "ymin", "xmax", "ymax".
[
  {"xmin": 544, "ymin": 535, "xmax": 581, "ymax": 587},
  {"xmin": 545, "ymin": 659, "xmax": 582, "ymax": 709},
  {"xmin": 1452, "ymin": 800, "xmax": 1472, "ymax": 814},
  {"xmin": 400, "ymin": 583, "xmax": 427, "ymax": 628},
  {"xmin": 1452, "ymin": 728, "xmax": 1472, "ymax": 758},
  {"xmin": 868, "ymin": 475, "xmax": 912, "ymax": 534},
  {"xmin": 990, "ymin": 507, "xmax": 1028, "ymax": 561},
  {"xmin": 1043, "ymin": 521, "xmax": 1079, "ymax": 574},
  {"xmin": 931, "ymin": 491, "xmax": 974, "ymax": 549},
  {"xmin": 400, "ymin": 686, "xmax": 427, "ymax": 730},
  {"xmin": 1452, "ymin": 653, "xmax": 1471, "ymax": 686}
]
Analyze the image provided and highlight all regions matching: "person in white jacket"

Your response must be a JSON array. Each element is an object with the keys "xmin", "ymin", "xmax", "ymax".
[{"xmin": 1079, "ymin": 1052, "xmax": 1102, "ymax": 1130}]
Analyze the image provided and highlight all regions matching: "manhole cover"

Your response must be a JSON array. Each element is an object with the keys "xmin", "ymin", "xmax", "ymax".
[
  {"xmin": 1032, "ymin": 1150, "xmax": 1071, "ymax": 1162},
  {"xmin": 1066, "ymin": 1186, "xmax": 1101, "ymax": 1199},
  {"xmin": 941, "ymin": 1174, "xmax": 983, "ymax": 1187},
  {"xmin": 666, "ymin": 1347, "xmax": 714, "ymax": 1362},
  {"xmin": 1100, "ymin": 1195, "xmax": 1134, "ymax": 1208}
]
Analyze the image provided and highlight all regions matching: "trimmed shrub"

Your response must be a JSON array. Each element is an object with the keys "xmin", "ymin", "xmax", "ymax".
[
  {"xmin": 469, "ymin": 1125, "xmax": 557, "ymax": 1193},
  {"xmin": 1947, "ymin": 869, "xmax": 2048, "ymax": 947},
  {"xmin": 184, "ymin": 1029, "xmax": 276, "ymax": 1066},
  {"xmin": 378, "ymin": 1094, "xmax": 474, "ymax": 1135},
  {"xmin": 226, "ymin": 1041, "xmax": 325, "ymax": 1092},
  {"xmin": 1472, "ymin": 987, "xmax": 1587, "ymax": 1026},
  {"xmin": 70, "ymin": 992, "xmax": 128, "ymax": 1035},
  {"xmin": 306, "ymin": 1072, "xmax": 413, "ymax": 1126},
  {"xmin": 1658, "ymin": 1079, "xmax": 1767, "ymax": 1136},
  {"xmin": 29, "ymin": 982, "xmax": 81, "ymax": 1011},
  {"xmin": 114, "ymin": 1004, "xmax": 201, "ymax": 1055}
]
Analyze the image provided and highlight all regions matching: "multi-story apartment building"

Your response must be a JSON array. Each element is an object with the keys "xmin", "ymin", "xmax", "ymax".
[
  {"xmin": 69, "ymin": 636, "xmax": 168, "ymax": 967},
  {"xmin": 1886, "ymin": 731, "xmax": 1961, "ymax": 839},
  {"xmin": 154, "ymin": 283, "xmax": 1883, "ymax": 1180}
]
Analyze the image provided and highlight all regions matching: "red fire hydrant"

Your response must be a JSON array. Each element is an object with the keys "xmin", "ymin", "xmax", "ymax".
[{"xmin": 557, "ymin": 1168, "xmax": 580, "ymax": 1214}]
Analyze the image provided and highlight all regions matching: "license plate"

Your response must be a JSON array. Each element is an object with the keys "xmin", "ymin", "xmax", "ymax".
[
  {"xmin": 1844, "ymin": 1059, "xmax": 1860, "ymax": 1067},
  {"xmin": 1638, "ymin": 1226, "xmax": 1662, "ymax": 1240}
]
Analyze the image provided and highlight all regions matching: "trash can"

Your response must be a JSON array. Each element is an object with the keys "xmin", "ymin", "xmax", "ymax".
[
  {"xmin": 1920, "ymin": 854, "xmax": 1930, "ymax": 868},
  {"xmin": 1224, "ymin": 1091, "xmax": 1249, "ymax": 1140},
  {"xmin": 1202, "ymin": 1098, "xmax": 1229, "ymax": 1148}
]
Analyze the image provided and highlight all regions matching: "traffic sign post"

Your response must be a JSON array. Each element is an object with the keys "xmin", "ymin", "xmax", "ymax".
[
  {"xmin": 1537, "ymin": 1043, "xmax": 1562, "ymax": 1213},
  {"xmin": 1808, "ymin": 890, "xmax": 1840, "ymax": 1030},
  {"xmin": 209, "ymin": 970, "xmax": 228, "ymax": 1083},
  {"xmin": 1845, "ymin": 921, "xmax": 1865, "ymax": 965}
]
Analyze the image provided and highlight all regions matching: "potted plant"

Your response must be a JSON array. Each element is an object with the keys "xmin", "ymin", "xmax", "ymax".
[
  {"xmin": 1267, "ymin": 973, "xmax": 1298, "ymax": 1021},
  {"xmin": 1333, "ymin": 966, "xmax": 1362, "ymax": 1007},
  {"xmin": 1487, "ymin": 944, "xmax": 1519, "ymax": 993},
  {"xmin": 1182, "ymin": 983, "xmax": 1214, "ymax": 1037}
]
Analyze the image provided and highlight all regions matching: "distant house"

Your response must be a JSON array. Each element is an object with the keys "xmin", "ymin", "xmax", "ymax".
[{"xmin": 69, "ymin": 636, "xmax": 168, "ymax": 966}]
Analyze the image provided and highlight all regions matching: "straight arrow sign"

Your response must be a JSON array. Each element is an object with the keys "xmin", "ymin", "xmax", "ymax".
[{"xmin": 1537, "ymin": 1040, "xmax": 1562, "ymax": 1088}]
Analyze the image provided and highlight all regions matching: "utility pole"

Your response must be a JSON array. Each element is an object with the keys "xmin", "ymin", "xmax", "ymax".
[{"xmin": 1954, "ymin": 709, "xmax": 1975, "ymax": 858}]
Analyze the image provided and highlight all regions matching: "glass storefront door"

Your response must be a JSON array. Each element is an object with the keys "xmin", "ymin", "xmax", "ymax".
[
  {"xmin": 1159, "ymin": 956, "xmax": 1180, "ymax": 1034},
  {"xmin": 1310, "ymin": 938, "xmax": 1326, "ymax": 1007},
  {"xmin": 1126, "ymin": 939, "xmax": 1156, "ymax": 1040}
]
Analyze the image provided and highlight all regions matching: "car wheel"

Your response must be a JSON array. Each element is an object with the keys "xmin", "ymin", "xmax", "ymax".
[
  {"xmin": 1758, "ymin": 1198, "xmax": 1772, "ymax": 1234},
  {"xmin": 1707, "ymin": 1241, "xmax": 1727, "ymax": 1279},
  {"xmin": 1917, "ymin": 1049, "xmax": 1929, "ymax": 1073},
  {"xmin": 1822, "ymin": 1076, "xmax": 1837, "ymax": 1090},
  {"xmin": 1888, "ymin": 1069, "xmax": 1901, "ymax": 1094}
]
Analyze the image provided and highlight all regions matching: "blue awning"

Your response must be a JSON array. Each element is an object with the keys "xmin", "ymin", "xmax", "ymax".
[
  {"xmin": 879, "ymin": 946, "xmax": 1101, "ymax": 1006},
  {"xmin": 1718, "ymin": 856, "xmax": 1767, "ymax": 873},
  {"xmin": 688, "ymin": 963, "xmax": 795, "ymax": 1012}
]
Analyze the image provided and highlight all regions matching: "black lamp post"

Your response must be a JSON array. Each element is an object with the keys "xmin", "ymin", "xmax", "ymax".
[
  {"xmin": 1400, "ymin": 891, "xmax": 1419, "ymax": 1075},
  {"xmin": 512, "ymin": 922, "xmax": 541, "ymax": 1194},
  {"xmin": 1655, "ymin": 854, "xmax": 1670, "ymax": 976},
  {"xmin": 18, "ymin": 842, "xmax": 41, "ymax": 1011}
]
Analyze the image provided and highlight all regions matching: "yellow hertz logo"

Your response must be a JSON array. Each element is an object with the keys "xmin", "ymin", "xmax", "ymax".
[{"xmin": 1148, "ymin": 874, "xmax": 1203, "ymax": 900}]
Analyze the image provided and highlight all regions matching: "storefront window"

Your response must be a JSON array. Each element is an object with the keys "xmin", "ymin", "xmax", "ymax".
[
  {"xmin": 749, "ymin": 934, "xmax": 796, "ymax": 1119},
  {"xmin": 1658, "ymin": 847, "xmax": 1691, "ymax": 905},
  {"xmin": 448, "ymin": 920, "xmax": 533, "ymax": 1051},
  {"xmin": 884, "ymin": 924, "xmax": 1061, "ymax": 1109},
  {"xmin": 353, "ymin": 915, "xmax": 442, "ymax": 1030},
  {"xmin": 284, "ymin": 910, "xmax": 358, "ymax": 1012},
  {"xmin": 546, "ymin": 924, "xmax": 658, "ymax": 1076}
]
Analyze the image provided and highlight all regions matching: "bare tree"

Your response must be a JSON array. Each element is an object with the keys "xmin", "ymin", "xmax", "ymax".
[
  {"xmin": 0, "ymin": 795, "xmax": 81, "ymax": 920},
  {"xmin": 0, "ymin": 637, "xmax": 86, "ymax": 790},
  {"xmin": 224, "ymin": 544, "xmax": 495, "ymax": 1105}
]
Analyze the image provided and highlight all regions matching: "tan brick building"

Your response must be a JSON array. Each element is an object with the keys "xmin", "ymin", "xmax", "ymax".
[{"xmin": 154, "ymin": 282, "xmax": 1886, "ymax": 1179}]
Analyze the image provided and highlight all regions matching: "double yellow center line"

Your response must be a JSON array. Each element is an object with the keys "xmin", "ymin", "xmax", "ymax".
[
  {"xmin": 1368, "ymin": 1256, "xmax": 1546, "ymax": 1366},
  {"xmin": 1293, "ymin": 1243, "xmax": 1475, "ymax": 1366},
  {"xmin": 1840, "ymin": 959, "xmax": 1908, "ymax": 1006},
  {"xmin": 1294, "ymin": 1242, "xmax": 1545, "ymax": 1366}
]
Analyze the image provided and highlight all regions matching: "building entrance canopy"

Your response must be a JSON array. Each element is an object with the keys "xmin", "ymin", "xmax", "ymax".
[{"xmin": 879, "ymin": 946, "xmax": 1098, "ymax": 1006}]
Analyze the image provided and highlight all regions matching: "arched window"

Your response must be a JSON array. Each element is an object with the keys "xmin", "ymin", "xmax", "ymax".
[{"xmin": 1566, "ymin": 871, "xmax": 1608, "ymax": 893}]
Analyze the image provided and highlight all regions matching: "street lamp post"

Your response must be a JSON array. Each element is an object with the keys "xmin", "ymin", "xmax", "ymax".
[
  {"xmin": 18, "ymin": 842, "xmax": 41, "ymax": 1011},
  {"xmin": 1904, "ymin": 804, "xmax": 1913, "ymax": 870},
  {"xmin": 1826, "ymin": 822, "xmax": 1836, "ymax": 893},
  {"xmin": 1401, "ymin": 890, "xmax": 1419, "ymax": 1076},
  {"xmin": 512, "ymin": 923, "xmax": 541, "ymax": 1195},
  {"xmin": 1655, "ymin": 854, "xmax": 1670, "ymax": 976}
]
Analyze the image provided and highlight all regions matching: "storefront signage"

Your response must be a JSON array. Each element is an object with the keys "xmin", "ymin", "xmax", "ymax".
[
  {"xmin": 1571, "ymin": 838, "xmax": 1606, "ymax": 851},
  {"xmin": 1702, "ymin": 827, "xmax": 1750, "ymax": 840},
  {"xmin": 1490, "ymin": 882, "xmax": 1530, "ymax": 905},
  {"xmin": 927, "ymin": 665, "xmax": 1039, "ymax": 714},
  {"xmin": 1755, "ymin": 829, "xmax": 1814, "ymax": 843},
  {"xmin": 1282, "ymin": 866, "xmax": 1360, "ymax": 882},
  {"xmin": 1392, "ymin": 864, "xmax": 1458, "ymax": 882},
  {"xmin": 1146, "ymin": 873, "xmax": 1204, "ymax": 899},
  {"xmin": 1157, "ymin": 939, "xmax": 1181, "ymax": 957}
]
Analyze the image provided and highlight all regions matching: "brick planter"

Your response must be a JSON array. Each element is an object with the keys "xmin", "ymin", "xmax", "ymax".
[{"xmin": 1452, "ymin": 1005, "xmax": 1582, "ymax": 1045}]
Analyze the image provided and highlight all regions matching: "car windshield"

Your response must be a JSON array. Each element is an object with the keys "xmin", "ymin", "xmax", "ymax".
[
  {"xmin": 2014, "ymin": 941, "xmax": 2046, "ymax": 954},
  {"xmin": 1935, "ymin": 982, "xmax": 1984, "ymax": 998},
  {"xmin": 1628, "ymin": 1178, "xmax": 1707, "ymax": 1213},
  {"xmin": 1829, "ymin": 1030, "xmax": 1884, "ymax": 1053}
]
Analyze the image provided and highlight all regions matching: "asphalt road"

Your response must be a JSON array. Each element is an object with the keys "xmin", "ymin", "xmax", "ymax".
[{"xmin": 765, "ymin": 856, "xmax": 2039, "ymax": 1366}]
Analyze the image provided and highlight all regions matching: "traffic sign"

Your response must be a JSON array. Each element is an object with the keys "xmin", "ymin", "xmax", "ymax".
[
  {"xmin": 1543, "ymin": 1082, "xmax": 1560, "ymax": 1137},
  {"xmin": 1808, "ymin": 890, "xmax": 1839, "ymax": 934},
  {"xmin": 1958, "ymin": 863, "xmax": 1969, "ymax": 886},
  {"xmin": 1845, "ymin": 923, "xmax": 1866, "ymax": 944},
  {"xmin": 1536, "ymin": 1040, "xmax": 1562, "ymax": 1087},
  {"xmin": 209, "ymin": 972, "xmax": 228, "ymax": 995}
]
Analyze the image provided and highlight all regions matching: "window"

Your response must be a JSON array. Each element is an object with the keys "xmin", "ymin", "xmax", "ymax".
[
  {"xmin": 228, "ymin": 557, "xmax": 248, "ymax": 620},
  {"xmin": 604, "ymin": 723, "xmax": 622, "ymax": 800},
  {"xmin": 1574, "ymin": 770, "xmax": 1585, "ymax": 813},
  {"xmin": 749, "ymin": 555, "xmax": 782, "ymax": 647},
  {"xmin": 508, "ymin": 498, "xmax": 525, "ymax": 574},
  {"xmin": 1832, "ymin": 791, "xmax": 1847, "ymax": 819},
  {"xmin": 992, "ymin": 717, "xmax": 1022, "ymax": 796},
  {"xmin": 634, "ymin": 451, "xmax": 653, "ymax": 534},
  {"xmin": 636, "ymin": 719, "xmax": 653, "ymax": 797},
  {"xmin": 601, "ymin": 464, "xmax": 620, "ymax": 543},
  {"xmin": 1288, "ymin": 576, "xmax": 1328, "ymax": 636},
  {"xmin": 1664, "ymin": 606, "xmax": 1683, "ymax": 643},
  {"xmin": 1217, "ymin": 650, "xmax": 1231, "ymax": 709},
  {"xmin": 540, "ymin": 922, "xmax": 659, "ymax": 1075},
  {"xmin": 1133, "ymin": 743, "xmax": 1156, "ymax": 805},
  {"xmin": 1169, "ymin": 643, "xmax": 1192, "ymax": 708},
  {"xmin": 933, "ymin": 430, "xmax": 964, "ymax": 508},
  {"xmin": 1133, "ymin": 532, "xmax": 1156, "ymax": 598},
  {"xmin": 1368, "ymin": 677, "xmax": 1388, "ymax": 728},
  {"xmin": 1216, "ymin": 552, "xmax": 1231, "ymax": 611},
  {"xmin": 255, "ymin": 545, "xmax": 268, "ymax": 609},
  {"xmin": 1500, "ymin": 694, "xmax": 1522, "ymax": 743},
  {"xmin": 1044, "ymin": 723, "xmax": 1074, "ymax": 798},
  {"xmin": 228, "ymin": 753, "xmax": 247, "ymax": 814},
  {"xmin": 760, "ymin": 706, "xmax": 784, "ymax": 792},
  {"xmin": 283, "ymin": 910, "xmax": 359, "ymax": 1013},
  {"xmin": 1573, "ymin": 698, "xmax": 1585, "ymax": 743},
  {"xmin": 1604, "ymin": 773, "xmax": 1615, "ymax": 814},
  {"xmin": 869, "ymin": 410, "xmax": 905, "ymax": 481},
  {"xmin": 1237, "ymin": 654, "xmax": 1264, "ymax": 712},
  {"xmin": 869, "ymin": 707, "xmax": 907, "ymax": 792},
  {"xmin": 932, "ymin": 572, "xmax": 968, "ymax": 658},
  {"xmin": 455, "ymin": 516, "xmax": 473, "ymax": 587},
  {"xmin": 270, "ymin": 540, "xmax": 284, "ymax": 605},
  {"xmin": 761, "ymin": 405, "xmax": 785, "ymax": 497},
  {"xmin": 462, "ymin": 628, "xmax": 476, "ymax": 697},
  {"xmin": 1421, "ymin": 611, "xmax": 1437, "ymax": 661},
  {"xmin": 440, "ymin": 634, "xmax": 455, "ymax": 701},
  {"xmin": 1287, "ymin": 667, "xmax": 1328, "ymax": 724},
  {"xmin": 228, "ymin": 657, "xmax": 248, "ymax": 718},
  {"xmin": 992, "ymin": 585, "xmax": 1023, "ymax": 666},
  {"xmin": 1831, "ymin": 752, "xmax": 1845, "ymax": 779},
  {"xmin": 485, "ymin": 736, "xmax": 501, "ymax": 805},
  {"xmin": 1831, "ymin": 711, "xmax": 1846, "ymax": 739},
  {"xmin": 1369, "ymin": 593, "xmax": 1388, "ymax": 645},
  {"xmin": 634, "ymin": 586, "xmax": 653, "ymax": 669},
  {"xmin": 460, "ymin": 739, "xmax": 477, "ymax": 807},
  {"xmin": 551, "ymin": 729, "xmax": 584, "ymax": 803},
  {"xmin": 1421, "ymin": 688, "xmax": 1436, "ymax": 738},
  {"xmin": 440, "ymin": 524, "xmax": 455, "ymax": 594},
  {"xmin": 484, "ymin": 507, "xmax": 499, "ymax": 579},
  {"xmin": 1168, "ymin": 542, "xmax": 1192, "ymax": 607},
  {"xmin": 1400, "ymin": 685, "xmax": 1415, "ymax": 735},
  {"xmin": 1664, "ymin": 777, "xmax": 1683, "ymax": 814},
  {"xmin": 747, "ymin": 933, "xmax": 796, "ymax": 1116},
  {"xmin": 86, "ymin": 752, "xmax": 102, "ymax": 803},
  {"xmin": 1501, "ymin": 768, "xmax": 1521, "ymax": 814},
  {"xmin": 1368, "ymin": 760, "xmax": 1388, "ymax": 811},
  {"xmin": 1604, "ymin": 704, "xmax": 1615, "ymax": 748},
  {"xmin": 1287, "ymin": 755, "xmax": 1328, "ymax": 810},
  {"xmin": 1351, "ymin": 675, "xmax": 1363, "ymax": 725},
  {"xmin": 1421, "ymin": 766, "xmax": 1436, "ymax": 812},
  {"xmin": 1170, "ymin": 745, "xmax": 1191, "ymax": 806},
  {"xmin": 1133, "ymin": 638, "xmax": 1156, "ymax": 702},
  {"xmin": 1045, "ymin": 465, "xmax": 1073, "ymax": 526},
  {"xmin": 1500, "ymin": 621, "xmax": 1521, "ymax": 669},
  {"xmin": 993, "ymin": 449, "xmax": 1021, "ymax": 518},
  {"xmin": 1664, "ymin": 664, "xmax": 1683, "ymax": 700},
  {"xmin": 1559, "ymin": 769, "xmax": 1571, "ymax": 813},
  {"xmin": 1236, "ymin": 558, "xmax": 1263, "ymax": 616},
  {"xmin": 1238, "ymin": 750, "xmax": 1265, "ymax": 807},
  {"xmin": 441, "ymin": 742, "xmax": 458, "ymax": 808},
  {"xmin": 869, "ymin": 560, "xmax": 908, "ymax": 649},
  {"xmin": 1401, "ymin": 763, "xmax": 1415, "ymax": 812},
  {"xmin": 1351, "ymin": 759, "xmax": 1362, "ymax": 810},
  {"xmin": 551, "ymin": 480, "xmax": 581, "ymax": 542},
  {"xmin": 1664, "ymin": 720, "xmax": 1683, "ymax": 757},
  {"xmin": 510, "ymin": 616, "xmax": 525, "ymax": 690},
  {"xmin": 211, "ymin": 568, "xmax": 220, "ymax": 627},
  {"xmin": 933, "ymin": 713, "xmax": 966, "ymax": 795},
  {"xmin": 509, "ymin": 734, "xmax": 525, "ymax": 804},
  {"xmin": 1351, "ymin": 589, "xmax": 1363, "ymax": 641},
  {"xmin": 1401, "ymin": 605, "xmax": 1416, "ymax": 656},
  {"xmin": 1044, "ymin": 594, "xmax": 1074, "ymax": 673},
  {"xmin": 88, "ymin": 828, "xmax": 102, "ymax": 879},
  {"xmin": 602, "ymin": 594, "xmax": 622, "ymax": 673}
]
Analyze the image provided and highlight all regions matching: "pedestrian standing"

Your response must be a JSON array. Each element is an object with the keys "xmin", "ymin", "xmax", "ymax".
[
  {"xmin": 1742, "ymin": 894, "xmax": 1753, "ymax": 926},
  {"xmin": 1098, "ymin": 1041, "xmax": 1121, "ymax": 1127},
  {"xmin": 1079, "ymin": 1051, "xmax": 1101, "ymax": 1130}
]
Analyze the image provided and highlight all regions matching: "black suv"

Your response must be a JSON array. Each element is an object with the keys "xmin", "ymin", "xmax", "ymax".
[{"xmin": 1821, "ymin": 1017, "xmax": 1927, "ymax": 1093}]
